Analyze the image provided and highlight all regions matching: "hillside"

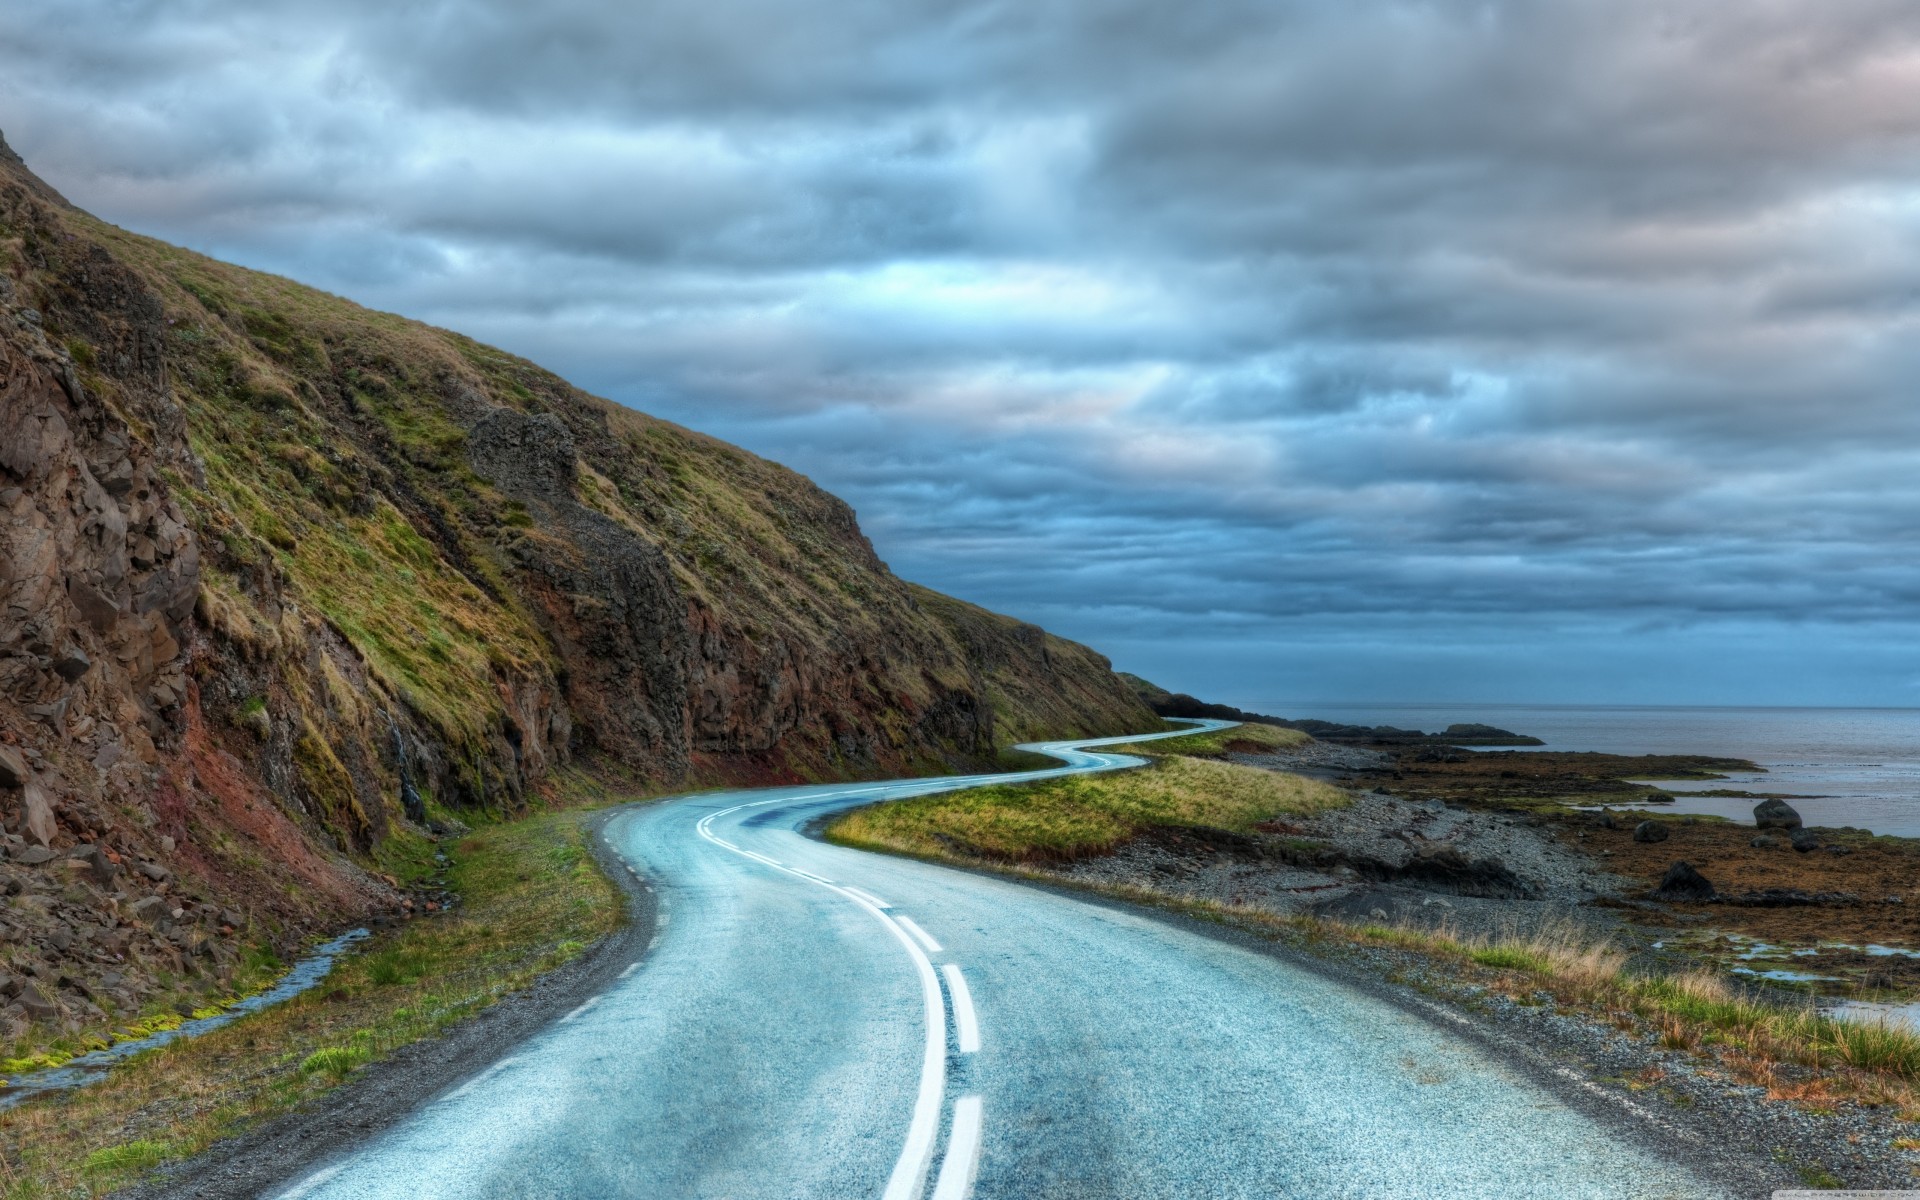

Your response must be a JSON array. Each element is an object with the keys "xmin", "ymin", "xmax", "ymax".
[{"xmin": 0, "ymin": 130, "xmax": 1152, "ymax": 1033}]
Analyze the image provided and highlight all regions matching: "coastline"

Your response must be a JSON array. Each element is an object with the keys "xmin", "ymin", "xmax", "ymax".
[{"xmin": 828, "ymin": 723, "xmax": 1920, "ymax": 1190}]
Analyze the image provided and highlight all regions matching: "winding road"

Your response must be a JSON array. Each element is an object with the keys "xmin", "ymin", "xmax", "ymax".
[{"xmin": 278, "ymin": 722, "xmax": 1730, "ymax": 1199}]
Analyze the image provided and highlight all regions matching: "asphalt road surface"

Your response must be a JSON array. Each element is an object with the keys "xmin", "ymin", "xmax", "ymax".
[{"xmin": 279, "ymin": 722, "xmax": 1728, "ymax": 1199}]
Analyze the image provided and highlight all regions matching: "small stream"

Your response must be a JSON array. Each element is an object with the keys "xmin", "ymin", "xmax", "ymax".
[{"xmin": 0, "ymin": 927, "xmax": 369, "ymax": 1110}]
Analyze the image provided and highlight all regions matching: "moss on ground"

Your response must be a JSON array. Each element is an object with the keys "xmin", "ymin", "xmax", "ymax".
[{"xmin": 0, "ymin": 810, "xmax": 622, "ymax": 1198}]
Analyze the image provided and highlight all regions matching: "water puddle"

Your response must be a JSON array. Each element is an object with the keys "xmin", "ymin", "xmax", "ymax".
[
  {"xmin": 0, "ymin": 927, "xmax": 369, "ymax": 1110},
  {"xmin": 1835, "ymin": 998, "xmax": 1920, "ymax": 1031},
  {"xmin": 1731, "ymin": 966, "xmax": 1840, "ymax": 983}
]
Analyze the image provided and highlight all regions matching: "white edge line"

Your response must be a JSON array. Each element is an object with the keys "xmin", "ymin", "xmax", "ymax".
[
  {"xmin": 559, "ymin": 996, "xmax": 599, "ymax": 1023},
  {"xmin": 930, "ymin": 1094, "xmax": 984, "ymax": 1200},
  {"xmin": 896, "ymin": 915, "xmax": 943, "ymax": 955},
  {"xmin": 274, "ymin": 1162, "xmax": 344, "ymax": 1199},
  {"xmin": 443, "ymin": 1054, "xmax": 520, "ymax": 1103},
  {"xmin": 621, "ymin": 961, "xmax": 640, "ymax": 978},
  {"xmin": 880, "ymin": 924, "xmax": 946, "ymax": 1200},
  {"xmin": 843, "ymin": 885, "xmax": 891, "ymax": 909},
  {"xmin": 941, "ymin": 964, "xmax": 980, "ymax": 1053}
]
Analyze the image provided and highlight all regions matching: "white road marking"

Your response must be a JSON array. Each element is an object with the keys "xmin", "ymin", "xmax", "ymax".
[
  {"xmin": 274, "ymin": 1163, "xmax": 344, "ymax": 1199},
  {"xmin": 941, "ymin": 964, "xmax": 980, "ymax": 1053},
  {"xmin": 694, "ymin": 808, "xmax": 947, "ymax": 1200},
  {"xmin": 680, "ymin": 725, "xmax": 1228, "ymax": 1200},
  {"xmin": 897, "ymin": 915, "xmax": 943, "ymax": 954},
  {"xmin": 444, "ymin": 1055, "xmax": 521, "ymax": 1102},
  {"xmin": 559, "ymin": 996, "xmax": 599, "ymax": 1024},
  {"xmin": 621, "ymin": 962, "xmax": 640, "ymax": 978},
  {"xmin": 930, "ymin": 1094, "xmax": 984, "ymax": 1200}
]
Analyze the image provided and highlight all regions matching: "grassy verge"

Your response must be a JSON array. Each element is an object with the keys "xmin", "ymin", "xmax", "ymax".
[
  {"xmin": 1110, "ymin": 722, "xmax": 1310, "ymax": 757},
  {"xmin": 827, "ymin": 755, "xmax": 1347, "ymax": 862},
  {"xmin": 0, "ymin": 810, "xmax": 623, "ymax": 1198}
]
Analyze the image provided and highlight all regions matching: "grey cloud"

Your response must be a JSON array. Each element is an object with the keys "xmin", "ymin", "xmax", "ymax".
[{"xmin": 5, "ymin": 0, "xmax": 1920, "ymax": 702}]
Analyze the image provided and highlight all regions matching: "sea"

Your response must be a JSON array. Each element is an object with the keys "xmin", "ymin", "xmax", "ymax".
[{"xmin": 1243, "ymin": 703, "xmax": 1920, "ymax": 839}]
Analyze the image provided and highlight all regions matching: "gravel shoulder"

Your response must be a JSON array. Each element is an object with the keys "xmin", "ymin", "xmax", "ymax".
[{"xmin": 117, "ymin": 809, "xmax": 656, "ymax": 1200}]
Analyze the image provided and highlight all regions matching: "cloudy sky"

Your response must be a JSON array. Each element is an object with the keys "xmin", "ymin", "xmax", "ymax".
[{"xmin": 7, "ymin": 1, "xmax": 1920, "ymax": 710}]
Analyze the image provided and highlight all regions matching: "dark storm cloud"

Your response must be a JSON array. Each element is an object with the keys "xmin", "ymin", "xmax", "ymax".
[{"xmin": 6, "ymin": 0, "xmax": 1920, "ymax": 702}]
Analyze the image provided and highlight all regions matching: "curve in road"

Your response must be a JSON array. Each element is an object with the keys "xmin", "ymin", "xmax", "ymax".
[{"xmin": 278, "ymin": 722, "xmax": 1729, "ymax": 1199}]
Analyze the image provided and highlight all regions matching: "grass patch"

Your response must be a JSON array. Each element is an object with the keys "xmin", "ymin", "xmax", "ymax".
[
  {"xmin": 0, "ymin": 810, "xmax": 622, "ymax": 1197},
  {"xmin": 1109, "ymin": 722, "xmax": 1310, "ymax": 757},
  {"xmin": 828, "ymin": 755, "xmax": 1347, "ymax": 862},
  {"xmin": 297, "ymin": 1045, "xmax": 371, "ymax": 1078},
  {"xmin": 79, "ymin": 1140, "xmax": 173, "ymax": 1180}
]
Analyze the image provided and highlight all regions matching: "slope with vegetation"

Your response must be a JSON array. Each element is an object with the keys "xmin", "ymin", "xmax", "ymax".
[{"xmin": 0, "ymin": 129, "xmax": 1153, "ymax": 1059}]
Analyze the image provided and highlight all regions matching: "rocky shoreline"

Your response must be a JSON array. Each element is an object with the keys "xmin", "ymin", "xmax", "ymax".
[{"xmin": 1021, "ymin": 734, "xmax": 1920, "ymax": 1191}]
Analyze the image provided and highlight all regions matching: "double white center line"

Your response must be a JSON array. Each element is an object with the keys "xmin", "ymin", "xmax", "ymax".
[{"xmin": 694, "ymin": 794, "xmax": 986, "ymax": 1200}]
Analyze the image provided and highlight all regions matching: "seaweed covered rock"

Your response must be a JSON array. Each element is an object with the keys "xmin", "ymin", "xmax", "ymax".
[{"xmin": 1651, "ymin": 861, "xmax": 1715, "ymax": 902}]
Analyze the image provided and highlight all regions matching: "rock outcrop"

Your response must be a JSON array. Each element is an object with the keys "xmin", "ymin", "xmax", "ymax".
[{"xmin": 0, "ymin": 130, "xmax": 1156, "ymax": 1039}]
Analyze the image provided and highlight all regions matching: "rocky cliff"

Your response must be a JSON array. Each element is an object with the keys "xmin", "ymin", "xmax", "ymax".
[{"xmin": 0, "ymin": 131, "xmax": 1153, "ymax": 1039}]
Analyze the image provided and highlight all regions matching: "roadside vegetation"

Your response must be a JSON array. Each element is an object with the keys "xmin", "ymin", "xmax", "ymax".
[
  {"xmin": 1300, "ymin": 912, "xmax": 1920, "ymax": 1121},
  {"xmin": 832, "ymin": 725, "xmax": 1920, "ymax": 1137},
  {"xmin": 1111, "ymin": 722, "xmax": 1309, "ymax": 757},
  {"xmin": 828, "ymin": 754, "xmax": 1347, "ymax": 862},
  {"xmin": 0, "ymin": 810, "xmax": 623, "ymax": 1198}
]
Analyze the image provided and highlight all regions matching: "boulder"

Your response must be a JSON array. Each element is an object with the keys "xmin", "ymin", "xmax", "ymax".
[
  {"xmin": 15, "ymin": 982, "xmax": 59, "ymax": 1021},
  {"xmin": 1632, "ymin": 820, "xmax": 1669, "ymax": 844},
  {"xmin": 1651, "ymin": 861, "xmax": 1716, "ymax": 902},
  {"xmin": 1753, "ymin": 798, "xmax": 1802, "ymax": 831},
  {"xmin": 51, "ymin": 643, "xmax": 91, "ymax": 682},
  {"xmin": 13, "ymin": 845, "xmax": 52, "ymax": 866},
  {"xmin": 20, "ymin": 777, "xmax": 55, "ymax": 847},
  {"xmin": 1750, "ymin": 834, "xmax": 1781, "ymax": 849},
  {"xmin": 1790, "ymin": 828, "xmax": 1822, "ymax": 853},
  {"xmin": 0, "ymin": 744, "xmax": 25, "ymax": 789}
]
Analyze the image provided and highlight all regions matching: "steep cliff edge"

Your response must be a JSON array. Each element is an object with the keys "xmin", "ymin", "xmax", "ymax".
[{"xmin": 0, "ymin": 132, "xmax": 1152, "ymax": 1039}]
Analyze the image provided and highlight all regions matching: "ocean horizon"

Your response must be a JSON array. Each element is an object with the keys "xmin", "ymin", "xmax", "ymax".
[{"xmin": 1243, "ymin": 701, "xmax": 1920, "ymax": 839}]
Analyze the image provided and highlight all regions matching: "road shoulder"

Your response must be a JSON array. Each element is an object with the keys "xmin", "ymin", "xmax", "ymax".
[{"xmin": 117, "ymin": 809, "xmax": 655, "ymax": 1200}]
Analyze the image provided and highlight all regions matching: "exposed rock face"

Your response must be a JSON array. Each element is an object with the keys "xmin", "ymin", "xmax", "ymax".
[
  {"xmin": 469, "ymin": 407, "xmax": 689, "ymax": 777},
  {"xmin": 0, "ymin": 132, "xmax": 1156, "ymax": 1035},
  {"xmin": 1632, "ymin": 820, "xmax": 1669, "ymax": 844}
]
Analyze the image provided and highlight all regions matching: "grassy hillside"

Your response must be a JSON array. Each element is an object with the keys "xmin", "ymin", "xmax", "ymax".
[{"xmin": 0, "ymin": 131, "xmax": 1156, "ymax": 1055}]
